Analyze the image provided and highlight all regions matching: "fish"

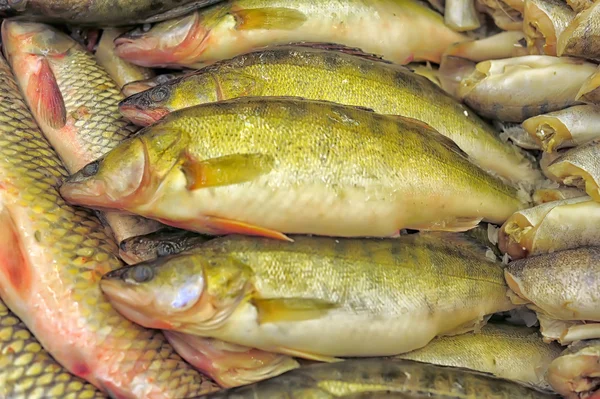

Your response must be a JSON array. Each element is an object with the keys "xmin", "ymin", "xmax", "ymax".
[
  {"xmin": 498, "ymin": 123, "xmax": 542, "ymax": 150},
  {"xmin": 523, "ymin": 0, "xmax": 575, "ymax": 56},
  {"xmin": 405, "ymin": 62, "xmax": 441, "ymax": 87},
  {"xmin": 99, "ymin": 233, "xmax": 515, "ymax": 360},
  {"xmin": 566, "ymin": 0, "xmax": 593, "ymax": 12},
  {"xmin": 557, "ymin": 0, "xmax": 600, "ymax": 60},
  {"xmin": 439, "ymin": 55, "xmax": 477, "ymax": 98},
  {"xmin": 0, "ymin": 0, "xmax": 225, "ymax": 26},
  {"xmin": 2, "ymin": 20, "xmax": 163, "ymax": 244},
  {"xmin": 122, "ymin": 73, "xmax": 186, "ymax": 97},
  {"xmin": 119, "ymin": 228, "xmax": 212, "ymax": 265},
  {"xmin": 113, "ymin": 0, "xmax": 468, "ymax": 69},
  {"xmin": 540, "ymin": 149, "xmax": 566, "ymax": 182},
  {"xmin": 164, "ymin": 332, "xmax": 299, "ymax": 388},
  {"xmin": 546, "ymin": 139, "xmax": 600, "ymax": 201},
  {"xmin": 0, "ymin": 52, "xmax": 216, "ymax": 399},
  {"xmin": 118, "ymin": 45, "xmax": 540, "ymax": 186},
  {"xmin": 457, "ymin": 55, "xmax": 597, "ymax": 122},
  {"xmin": 505, "ymin": 247, "xmax": 600, "ymax": 322},
  {"xmin": 62, "ymin": 97, "xmax": 527, "ymax": 239},
  {"xmin": 476, "ymin": 0, "xmax": 524, "ymax": 30},
  {"xmin": 498, "ymin": 196, "xmax": 600, "ymax": 259},
  {"xmin": 523, "ymin": 105, "xmax": 600, "ymax": 152},
  {"xmin": 95, "ymin": 29, "xmax": 155, "ymax": 89},
  {"xmin": 546, "ymin": 339, "xmax": 600, "ymax": 399},
  {"xmin": 577, "ymin": 65, "xmax": 600, "ymax": 104},
  {"xmin": 195, "ymin": 358, "xmax": 559, "ymax": 399},
  {"xmin": 0, "ymin": 299, "xmax": 106, "ymax": 398},
  {"xmin": 532, "ymin": 186, "xmax": 585, "ymax": 204},
  {"xmin": 397, "ymin": 323, "xmax": 562, "ymax": 390},
  {"xmin": 444, "ymin": 0, "xmax": 481, "ymax": 31}
]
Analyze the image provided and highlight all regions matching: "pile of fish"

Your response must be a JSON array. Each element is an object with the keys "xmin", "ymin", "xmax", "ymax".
[{"xmin": 1, "ymin": 0, "xmax": 600, "ymax": 398}]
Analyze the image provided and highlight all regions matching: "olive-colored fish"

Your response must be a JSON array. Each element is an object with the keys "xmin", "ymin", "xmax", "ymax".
[
  {"xmin": 445, "ymin": 0, "xmax": 481, "ymax": 31},
  {"xmin": 118, "ymin": 46, "xmax": 539, "ymax": 186},
  {"xmin": 523, "ymin": 105, "xmax": 600, "ymax": 152},
  {"xmin": 0, "ymin": 52, "xmax": 216, "ymax": 399},
  {"xmin": 164, "ymin": 332, "xmax": 299, "ymax": 388},
  {"xmin": 499, "ymin": 196, "xmax": 600, "ymax": 259},
  {"xmin": 2, "ymin": 20, "xmax": 163, "ymax": 243},
  {"xmin": 62, "ymin": 97, "xmax": 526, "ymax": 239},
  {"xmin": 397, "ymin": 323, "xmax": 562, "ymax": 390},
  {"xmin": 547, "ymin": 339, "xmax": 600, "ymax": 399},
  {"xmin": 546, "ymin": 139, "xmax": 600, "ymax": 201},
  {"xmin": 577, "ymin": 65, "xmax": 600, "ymax": 104},
  {"xmin": 119, "ymin": 228, "xmax": 211, "ymax": 265},
  {"xmin": 114, "ymin": 0, "xmax": 468, "ymax": 69},
  {"xmin": 532, "ymin": 186, "xmax": 585, "ymax": 204},
  {"xmin": 458, "ymin": 55, "xmax": 597, "ymax": 122},
  {"xmin": 505, "ymin": 247, "xmax": 600, "ymax": 323},
  {"xmin": 95, "ymin": 29, "xmax": 155, "ymax": 89},
  {"xmin": 0, "ymin": 0, "xmax": 224, "ymax": 26},
  {"xmin": 523, "ymin": 0, "xmax": 575, "ymax": 56},
  {"xmin": 557, "ymin": 0, "xmax": 600, "ymax": 60},
  {"xmin": 196, "ymin": 358, "xmax": 559, "ymax": 399},
  {"xmin": 122, "ymin": 73, "xmax": 186, "ymax": 97},
  {"xmin": 99, "ymin": 234, "xmax": 515, "ymax": 360},
  {"xmin": 476, "ymin": 0, "xmax": 524, "ymax": 30},
  {"xmin": 0, "ymin": 299, "xmax": 106, "ymax": 399}
]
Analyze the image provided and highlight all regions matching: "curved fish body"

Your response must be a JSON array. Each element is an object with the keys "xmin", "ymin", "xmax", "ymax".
[
  {"xmin": 523, "ymin": 0, "xmax": 575, "ymax": 56},
  {"xmin": 458, "ymin": 55, "xmax": 597, "ymax": 122},
  {"xmin": 100, "ymin": 234, "xmax": 515, "ymax": 360},
  {"xmin": 62, "ymin": 97, "xmax": 526, "ymax": 239},
  {"xmin": 557, "ymin": 0, "xmax": 600, "ymax": 60},
  {"xmin": 119, "ymin": 228, "xmax": 211, "ymax": 264},
  {"xmin": 0, "ymin": 53, "xmax": 216, "ymax": 399},
  {"xmin": 164, "ymin": 332, "xmax": 299, "ymax": 388},
  {"xmin": 397, "ymin": 323, "xmax": 561, "ymax": 390},
  {"xmin": 0, "ymin": 0, "xmax": 225, "ymax": 26},
  {"xmin": 119, "ymin": 46, "xmax": 539, "ymax": 186},
  {"xmin": 547, "ymin": 339, "xmax": 600, "ymax": 399},
  {"xmin": 196, "ymin": 358, "xmax": 559, "ymax": 399},
  {"xmin": 2, "ymin": 20, "xmax": 163, "ymax": 243},
  {"xmin": 114, "ymin": 0, "xmax": 468, "ymax": 69}
]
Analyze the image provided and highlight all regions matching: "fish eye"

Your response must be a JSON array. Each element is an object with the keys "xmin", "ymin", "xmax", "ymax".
[
  {"xmin": 157, "ymin": 242, "xmax": 177, "ymax": 257},
  {"xmin": 81, "ymin": 160, "xmax": 100, "ymax": 177},
  {"xmin": 131, "ymin": 265, "xmax": 155, "ymax": 283},
  {"xmin": 149, "ymin": 87, "xmax": 169, "ymax": 103}
]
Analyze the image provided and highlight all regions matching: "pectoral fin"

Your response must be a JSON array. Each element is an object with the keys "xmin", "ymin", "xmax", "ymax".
[
  {"xmin": 203, "ymin": 216, "xmax": 292, "ymax": 242},
  {"xmin": 27, "ymin": 57, "xmax": 66, "ymax": 129},
  {"xmin": 232, "ymin": 8, "xmax": 307, "ymax": 30},
  {"xmin": 180, "ymin": 152, "xmax": 274, "ymax": 190},
  {"xmin": 253, "ymin": 297, "xmax": 338, "ymax": 324},
  {"xmin": 274, "ymin": 346, "xmax": 341, "ymax": 363}
]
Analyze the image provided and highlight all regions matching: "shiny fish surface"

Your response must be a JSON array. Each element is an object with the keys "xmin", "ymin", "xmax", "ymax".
[
  {"xmin": 0, "ymin": 52, "xmax": 216, "ymax": 399},
  {"xmin": 457, "ymin": 55, "xmax": 597, "ymax": 122},
  {"xmin": 523, "ymin": 0, "xmax": 575, "ymax": 56},
  {"xmin": 197, "ymin": 358, "xmax": 559, "ymax": 399},
  {"xmin": 546, "ymin": 339, "xmax": 600, "ymax": 399},
  {"xmin": 100, "ymin": 234, "xmax": 515, "ymax": 360},
  {"xmin": 119, "ymin": 46, "xmax": 539, "ymax": 186},
  {"xmin": 2, "ymin": 20, "xmax": 163, "ymax": 243},
  {"xmin": 499, "ymin": 196, "xmax": 600, "ymax": 259},
  {"xmin": 557, "ymin": 0, "xmax": 600, "ymax": 60},
  {"xmin": 62, "ymin": 97, "xmax": 526, "ymax": 239},
  {"xmin": 114, "ymin": 0, "xmax": 468, "ymax": 69}
]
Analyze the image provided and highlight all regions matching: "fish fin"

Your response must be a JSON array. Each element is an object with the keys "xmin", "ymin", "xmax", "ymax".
[
  {"xmin": 27, "ymin": 57, "xmax": 66, "ymax": 129},
  {"xmin": 419, "ymin": 231, "xmax": 498, "ymax": 258},
  {"xmin": 180, "ymin": 152, "xmax": 275, "ymax": 190},
  {"xmin": 0, "ymin": 205, "xmax": 32, "ymax": 294},
  {"xmin": 232, "ymin": 8, "xmax": 307, "ymax": 30},
  {"xmin": 253, "ymin": 297, "xmax": 338, "ymax": 324},
  {"xmin": 273, "ymin": 346, "xmax": 341, "ymax": 363},
  {"xmin": 439, "ymin": 314, "xmax": 492, "ymax": 337},
  {"xmin": 283, "ymin": 42, "xmax": 392, "ymax": 64},
  {"xmin": 203, "ymin": 216, "xmax": 292, "ymax": 242},
  {"xmin": 414, "ymin": 216, "xmax": 483, "ymax": 232}
]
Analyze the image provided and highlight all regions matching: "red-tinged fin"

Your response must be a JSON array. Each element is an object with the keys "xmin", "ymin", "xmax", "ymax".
[
  {"xmin": 27, "ymin": 57, "xmax": 66, "ymax": 129},
  {"xmin": 204, "ymin": 216, "xmax": 292, "ymax": 242},
  {"xmin": 0, "ymin": 207, "xmax": 32, "ymax": 294}
]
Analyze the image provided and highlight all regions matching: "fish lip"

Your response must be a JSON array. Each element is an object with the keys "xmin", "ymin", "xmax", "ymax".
[
  {"xmin": 119, "ymin": 104, "xmax": 168, "ymax": 126},
  {"xmin": 59, "ymin": 178, "xmax": 107, "ymax": 207}
]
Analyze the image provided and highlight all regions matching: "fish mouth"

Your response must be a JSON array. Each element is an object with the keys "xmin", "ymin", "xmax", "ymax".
[
  {"xmin": 119, "ymin": 104, "xmax": 169, "ymax": 126},
  {"xmin": 59, "ymin": 178, "xmax": 110, "ymax": 209}
]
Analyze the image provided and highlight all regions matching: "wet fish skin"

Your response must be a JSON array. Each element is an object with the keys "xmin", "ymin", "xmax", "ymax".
[
  {"xmin": 546, "ymin": 339, "xmax": 600, "ymax": 399},
  {"xmin": 557, "ymin": 0, "xmax": 600, "ymax": 60},
  {"xmin": 2, "ymin": 20, "xmax": 163, "ymax": 243},
  {"xmin": 523, "ymin": 0, "xmax": 575, "ymax": 56},
  {"xmin": 63, "ymin": 97, "xmax": 526, "ymax": 239},
  {"xmin": 100, "ymin": 233, "xmax": 515, "ymax": 360},
  {"xmin": 0, "ymin": 0, "xmax": 225, "ymax": 26},
  {"xmin": 196, "ymin": 358, "xmax": 559, "ymax": 399},
  {"xmin": 114, "ymin": 0, "xmax": 468, "ymax": 69},
  {"xmin": 118, "ymin": 46, "xmax": 540, "ymax": 187},
  {"xmin": 0, "ymin": 52, "xmax": 216, "ymax": 398}
]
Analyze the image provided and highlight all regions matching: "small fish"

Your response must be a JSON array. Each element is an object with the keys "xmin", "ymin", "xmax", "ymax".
[
  {"xmin": 114, "ymin": 0, "xmax": 467, "ymax": 68},
  {"xmin": 523, "ymin": 0, "xmax": 575, "ymax": 56},
  {"xmin": 444, "ymin": 0, "xmax": 482, "ymax": 31},
  {"xmin": 557, "ymin": 0, "xmax": 600, "ymax": 60},
  {"xmin": 458, "ymin": 55, "xmax": 597, "ymax": 122},
  {"xmin": 119, "ymin": 228, "xmax": 211, "ymax": 264},
  {"xmin": 546, "ymin": 339, "xmax": 600, "ymax": 399}
]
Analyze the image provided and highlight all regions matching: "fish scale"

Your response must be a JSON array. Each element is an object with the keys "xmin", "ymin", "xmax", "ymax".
[{"xmin": 0, "ymin": 53, "xmax": 217, "ymax": 398}]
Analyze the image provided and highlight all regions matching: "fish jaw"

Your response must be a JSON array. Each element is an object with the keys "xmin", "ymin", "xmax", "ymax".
[{"xmin": 119, "ymin": 103, "xmax": 170, "ymax": 126}]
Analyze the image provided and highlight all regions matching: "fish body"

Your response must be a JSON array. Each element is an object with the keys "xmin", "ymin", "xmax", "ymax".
[
  {"xmin": 62, "ymin": 97, "xmax": 525, "ymax": 239},
  {"xmin": 546, "ymin": 339, "xmax": 600, "ymax": 399},
  {"xmin": 119, "ymin": 46, "xmax": 540, "ymax": 186},
  {"xmin": 557, "ymin": 0, "xmax": 600, "ymax": 60},
  {"xmin": 2, "ymin": 20, "xmax": 163, "ymax": 243},
  {"xmin": 100, "ymin": 234, "xmax": 515, "ymax": 360},
  {"xmin": 197, "ymin": 358, "xmax": 559, "ymax": 399},
  {"xmin": 0, "ymin": 53, "xmax": 215, "ymax": 398},
  {"xmin": 114, "ymin": 0, "xmax": 468, "ymax": 69},
  {"xmin": 523, "ymin": 0, "xmax": 575, "ymax": 56},
  {"xmin": 119, "ymin": 228, "xmax": 211, "ymax": 264}
]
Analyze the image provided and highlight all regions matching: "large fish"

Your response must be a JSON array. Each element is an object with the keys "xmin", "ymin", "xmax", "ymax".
[
  {"xmin": 114, "ymin": 0, "xmax": 468, "ymax": 69},
  {"xmin": 2, "ymin": 20, "xmax": 163, "ymax": 243},
  {"xmin": 0, "ymin": 0, "xmax": 224, "ymax": 26},
  {"xmin": 0, "ymin": 53, "xmax": 216, "ymax": 398},
  {"xmin": 119, "ymin": 45, "xmax": 540, "ymax": 186},
  {"xmin": 61, "ymin": 97, "xmax": 526, "ymax": 239},
  {"xmin": 99, "ymin": 234, "xmax": 515, "ymax": 360}
]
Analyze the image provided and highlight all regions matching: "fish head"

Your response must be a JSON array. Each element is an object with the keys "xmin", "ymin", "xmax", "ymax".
[
  {"xmin": 2, "ymin": 19, "xmax": 74, "ymax": 61},
  {"xmin": 119, "ymin": 229, "xmax": 207, "ymax": 264}
]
